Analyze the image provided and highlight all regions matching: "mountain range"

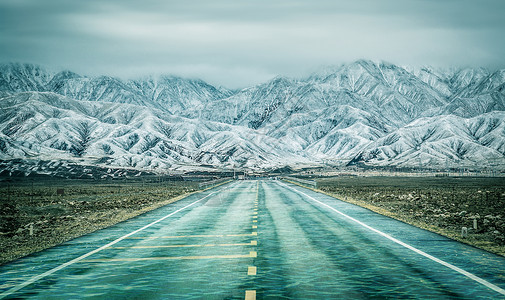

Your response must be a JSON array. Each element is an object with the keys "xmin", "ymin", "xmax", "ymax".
[{"xmin": 1, "ymin": 60, "xmax": 504, "ymax": 176}]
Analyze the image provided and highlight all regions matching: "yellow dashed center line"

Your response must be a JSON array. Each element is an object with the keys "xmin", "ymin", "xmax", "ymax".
[
  {"xmin": 247, "ymin": 266, "xmax": 257, "ymax": 275},
  {"xmin": 245, "ymin": 182, "xmax": 259, "ymax": 300},
  {"xmin": 245, "ymin": 290, "xmax": 256, "ymax": 300}
]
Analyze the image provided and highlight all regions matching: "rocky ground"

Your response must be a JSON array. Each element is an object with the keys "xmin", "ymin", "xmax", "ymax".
[
  {"xmin": 0, "ymin": 177, "xmax": 197, "ymax": 265},
  {"xmin": 317, "ymin": 176, "xmax": 505, "ymax": 256}
]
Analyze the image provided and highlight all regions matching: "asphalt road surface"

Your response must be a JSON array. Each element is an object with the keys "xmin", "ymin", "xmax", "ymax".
[{"xmin": 1, "ymin": 180, "xmax": 505, "ymax": 299}]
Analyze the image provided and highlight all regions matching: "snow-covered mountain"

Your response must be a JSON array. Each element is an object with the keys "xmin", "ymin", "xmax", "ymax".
[
  {"xmin": 1, "ymin": 61, "xmax": 504, "ymax": 175},
  {"xmin": 359, "ymin": 112, "xmax": 505, "ymax": 168},
  {"xmin": 0, "ymin": 63, "xmax": 232, "ymax": 114}
]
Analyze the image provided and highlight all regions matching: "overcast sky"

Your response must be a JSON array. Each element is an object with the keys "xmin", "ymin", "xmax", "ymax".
[{"xmin": 1, "ymin": 0, "xmax": 504, "ymax": 88}]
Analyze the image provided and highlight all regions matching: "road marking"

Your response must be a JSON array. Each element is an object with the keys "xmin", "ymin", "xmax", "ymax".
[
  {"xmin": 108, "ymin": 241, "xmax": 257, "ymax": 249},
  {"xmin": 247, "ymin": 183, "xmax": 259, "ymax": 300},
  {"xmin": 254, "ymin": 181, "xmax": 259, "ymax": 204},
  {"xmin": 126, "ymin": 233, "xmax": 257, "ymax": 239},
  {"xmin": 248, "ymin": 266, "xmax": 257, "ymax": 275},
  {"xmin": 245, "ymin": 290, "xmax": 256, "ymax": 300},
  {"xmin": 279, "ymin": 181, "xmax": 505, "ymax": 296},
  {"xmin": 81, "ymin": 252, "xmax": 257, "ymax": 263},
  {"xmin": 0, "ymin": 187, "xmax": 227, "ymax": 300},
  {"xmin": 250, "ymin": 251, "xmax": 257, "ymax": 257}
]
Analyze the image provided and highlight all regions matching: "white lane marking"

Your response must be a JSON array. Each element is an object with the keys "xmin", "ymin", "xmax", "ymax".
[
  {"xmin": 0, "ymin": 187, "xmax": 227, "ymax": 299},
  {"xmin": 278, "ymin": 181, "xmax": 505, "ymax": 296}
]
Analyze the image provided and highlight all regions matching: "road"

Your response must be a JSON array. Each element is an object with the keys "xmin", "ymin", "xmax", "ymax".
[{"xmin": 1, "ymin": 180, "xmax": 505, "ymax": 299}]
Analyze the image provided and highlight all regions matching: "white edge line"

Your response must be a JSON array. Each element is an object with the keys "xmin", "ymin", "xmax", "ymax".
[
  {"xmin": 0, "ymin": 187, "xmax": 226, "ymax": 299},
  {"xmin": 278, "ymin": 181, "xmax": 505, "ymax": 296}
]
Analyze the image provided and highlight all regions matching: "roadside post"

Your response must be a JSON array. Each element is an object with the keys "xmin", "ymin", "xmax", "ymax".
[{"xmin": 461, "ymin": 227, "xmax": 468, "ymax": 238}]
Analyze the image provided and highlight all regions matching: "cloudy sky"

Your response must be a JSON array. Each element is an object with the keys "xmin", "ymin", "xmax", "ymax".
[{"xmin": 1, "ymin": 0, "xmax": 504, "ymax": 88}]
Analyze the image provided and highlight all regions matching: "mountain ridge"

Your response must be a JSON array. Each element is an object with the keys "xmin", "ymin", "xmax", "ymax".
[{"xmin": 1, "ymin": 61, "xmax": 504, "ymax": 175}]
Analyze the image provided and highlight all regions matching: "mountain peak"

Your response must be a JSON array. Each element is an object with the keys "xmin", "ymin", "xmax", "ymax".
[
  {"xmin": 0, "ymin": 62, "xmax": 53, "ymax": 93},
  {"xmin": 51, "ymin": 70, "xmax": 82, "ymax": 81},
  {"xmin": 0, "ymin": 62, "xmax": 46, "ymax": 73}
]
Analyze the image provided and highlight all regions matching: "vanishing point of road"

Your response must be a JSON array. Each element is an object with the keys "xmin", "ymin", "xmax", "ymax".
[{"xmin": 1, "ymin": 180, "xmax": 505, "ymax": 299}]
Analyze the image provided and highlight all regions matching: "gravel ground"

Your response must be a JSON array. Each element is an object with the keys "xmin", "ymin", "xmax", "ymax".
[
  {"xmin": 0, "ymin": 178, "xmax": 197, "ymax": 265},
  {"xmin": 316, "ymin": 176, "xmax": 505, "ymax": 256}
]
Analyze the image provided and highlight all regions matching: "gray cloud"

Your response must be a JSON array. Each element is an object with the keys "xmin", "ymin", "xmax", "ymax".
[{"xmin": 1, "ymin": 0, "xmax": 504, "ymax": 88}]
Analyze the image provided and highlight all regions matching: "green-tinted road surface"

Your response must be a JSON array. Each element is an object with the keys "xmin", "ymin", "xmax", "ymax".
[{"xmin": 1, "ymin": 180, "xmax": 504, "ymax": 299}]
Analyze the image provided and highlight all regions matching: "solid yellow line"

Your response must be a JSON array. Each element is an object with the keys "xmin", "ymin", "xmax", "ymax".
[
  {"xmin": 108, "ymin": 241, "xmax": 256, "ymax": 249},
  {"xmin": 82, "ymin": 252, "xmax": 257, "ymax": 263},
  {"xmin": 245, "ymin": 290, "xmax": 256, "ymax": 300},
  {"xmin": 252, "ymin": 225, "xmax": 257, "ymax": 229},
  {"xmin": 248, "ymin": 266, "xmax": 257, "ymax": 276},
  {"xmin": 253, "ymin": 220, "xmax": 257, "ymax": 223},
  {"xmin": 126, "ymin": 233, "xmax": 257, "ymax": 239}
]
